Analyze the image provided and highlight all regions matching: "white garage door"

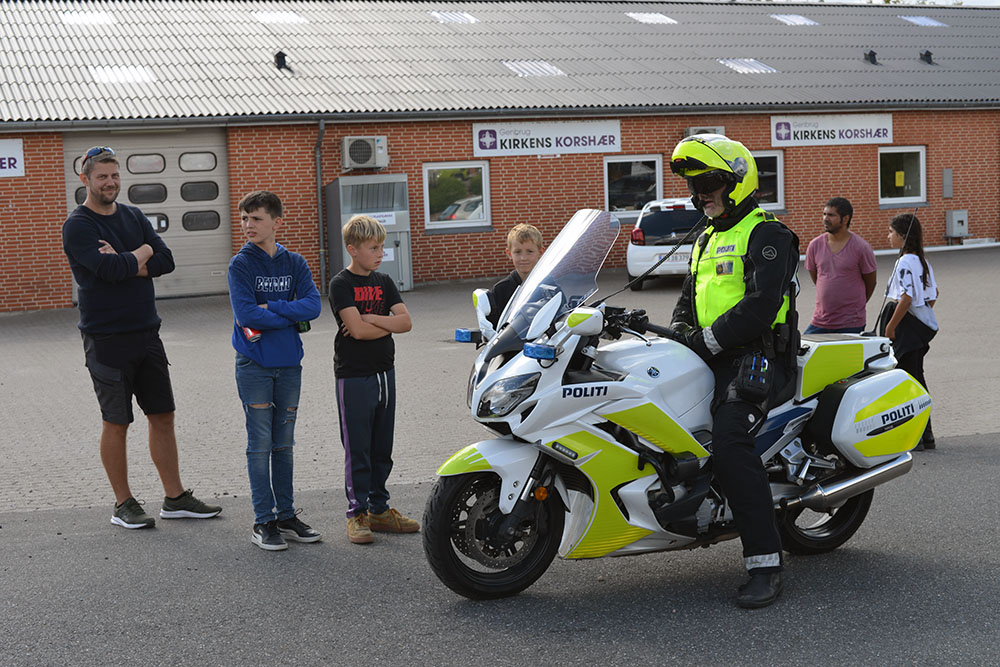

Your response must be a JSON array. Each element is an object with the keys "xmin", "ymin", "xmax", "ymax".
[{"xmin": 64, "ymin": 128, "xmax": 231, "ymax": 298}]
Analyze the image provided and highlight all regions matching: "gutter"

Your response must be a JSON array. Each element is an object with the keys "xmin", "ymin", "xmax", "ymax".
[
  {"xmin": 4, "ymin": 101, "xmax": 1000, "ymax": 132},
  {"xmin": 314, "ymin": 120, "xmax": 327, "ymax": 294}
]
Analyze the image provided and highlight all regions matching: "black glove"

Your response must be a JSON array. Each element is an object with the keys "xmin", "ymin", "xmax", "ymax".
[
  {"xmin": 630, "ymin": 311, "xmax": 649, "ymax": 334},
  {"xmin": 666, "ymin": 324, "xmax": 712, "ymax": 362},
  {"xmin": 670, "ymin": 321, "xmax": 693, "ymax": 336}
]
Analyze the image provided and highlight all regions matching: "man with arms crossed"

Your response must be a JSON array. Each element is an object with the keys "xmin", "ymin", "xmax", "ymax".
[
  {"xmin": 62, "ymin": 146, "xmax": 221, "ymax": 529},
  {"xmin": 804, "ymin": 197, "xmax": 877, "ymax": 334}
]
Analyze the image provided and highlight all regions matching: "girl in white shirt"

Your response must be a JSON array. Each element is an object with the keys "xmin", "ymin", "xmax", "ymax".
[{"xmin": 884, "ymin": 213, "xmax": 938, "ymax": 449}]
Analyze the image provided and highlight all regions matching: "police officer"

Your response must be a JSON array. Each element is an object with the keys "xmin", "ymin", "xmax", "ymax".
[{"xmin": 666, "ymin": 134, "xmax": 799, "ymax": 608}]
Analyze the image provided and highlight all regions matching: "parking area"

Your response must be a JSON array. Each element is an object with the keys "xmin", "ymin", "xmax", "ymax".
[{"xmin": 1, "ymin": 246, "xmax": 997, "ymax": 513}]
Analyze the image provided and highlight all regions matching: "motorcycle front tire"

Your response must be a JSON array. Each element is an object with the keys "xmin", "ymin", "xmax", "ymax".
[
  {"xmin": 779, "ymin": 488, "xmax": 874, "ymax": 555},
  {"xmin": 422, "ymin": 472, "xmax": 564, "ymax": 600}
]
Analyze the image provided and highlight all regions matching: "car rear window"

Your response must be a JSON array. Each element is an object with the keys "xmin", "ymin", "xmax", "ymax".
[{"xmin": 637, "ymin": 208, "xmax": 703, "ymax": 236}]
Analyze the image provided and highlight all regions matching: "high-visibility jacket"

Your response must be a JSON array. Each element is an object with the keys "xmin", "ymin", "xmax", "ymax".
[{"xmin": 690, "ymin": 208, "xmax": 793, "ymax": 332}]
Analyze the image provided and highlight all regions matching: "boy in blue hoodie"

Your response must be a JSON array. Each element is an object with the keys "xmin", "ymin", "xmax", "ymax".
[{"xmin": 228, "ymin": 191, "xmax": 322, "ymax": 551}]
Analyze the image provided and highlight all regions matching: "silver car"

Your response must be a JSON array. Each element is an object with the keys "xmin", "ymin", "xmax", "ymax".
[{"xmin": 625, "ymin": 198, "xmax": 704, "ymax": 291}]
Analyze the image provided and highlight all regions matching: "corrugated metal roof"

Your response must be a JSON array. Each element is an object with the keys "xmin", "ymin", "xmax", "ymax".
[{"xmin": 2, "ymin": 0, "xmax": 1000, "ymax": 124}]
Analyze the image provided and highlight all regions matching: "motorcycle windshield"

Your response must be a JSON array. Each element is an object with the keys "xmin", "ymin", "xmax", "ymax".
[{"xmin": 499, "ymin": 209, "xmax": 620, "ymax": 340}]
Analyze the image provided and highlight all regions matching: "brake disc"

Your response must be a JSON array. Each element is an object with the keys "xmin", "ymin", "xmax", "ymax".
[{"xmin": 452, "ymin": 482, "xmax": 538, "ymax": 569}]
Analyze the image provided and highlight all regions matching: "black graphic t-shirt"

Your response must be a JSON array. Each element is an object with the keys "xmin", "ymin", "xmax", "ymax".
[{"xmin": 329, "ymin": 269, "xmax": 404, "ymax": 377}]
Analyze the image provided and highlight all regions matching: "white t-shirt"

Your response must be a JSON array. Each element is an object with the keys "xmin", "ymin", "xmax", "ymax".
[{"xmin": 887, "ymin": 253, "xmax": 939, "ymax": 331}]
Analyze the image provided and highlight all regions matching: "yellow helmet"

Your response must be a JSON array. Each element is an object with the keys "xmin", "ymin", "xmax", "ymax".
[{"xmin": 670, "ymin": 134, "xmax": 758, "ymax": 214}]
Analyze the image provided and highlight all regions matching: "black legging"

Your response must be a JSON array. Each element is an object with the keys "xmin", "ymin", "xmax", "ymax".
[
  {"xmin": 896, "ymin": 344, "xmax": 933, "ymax": 442},
  {"xmin": 896, "ymin": 344, "xmax": 929, "ymax": 390}
]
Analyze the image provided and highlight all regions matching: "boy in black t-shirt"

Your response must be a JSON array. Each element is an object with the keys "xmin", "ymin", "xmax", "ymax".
[
  {"xmin": 329, "ymin": 215, "xmax": 416, "ymax": 544},
  {"xmin": 486, "ymin": 223, "xmax": 544, "ymax": 328}
]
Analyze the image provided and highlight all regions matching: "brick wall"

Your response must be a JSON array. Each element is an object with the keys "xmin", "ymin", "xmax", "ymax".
[
  {"xmin": 2, "ymin": 109, "xmax": 998, "ymax": 313},
  {"xmin": 227, "ymin": 125, "xmax": 321, "ymax": 277},
  {"xmin": 0, "ymin": 133, "xmax": 72, "ymax": 311}
]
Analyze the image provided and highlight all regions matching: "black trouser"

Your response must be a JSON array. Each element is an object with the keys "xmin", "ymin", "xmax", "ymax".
[
  {"xmin": 896, "ymin": 345, "xmax": 934, "ymax": 442},
  {"xmin": 709, "ymin": 354, "xmax": 784, "ymax": 573}
]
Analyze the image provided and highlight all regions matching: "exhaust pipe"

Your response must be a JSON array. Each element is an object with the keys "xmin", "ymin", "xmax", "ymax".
[{"xmin": 780, "ymin": 452, "xmax": 913, "ymax": 512}]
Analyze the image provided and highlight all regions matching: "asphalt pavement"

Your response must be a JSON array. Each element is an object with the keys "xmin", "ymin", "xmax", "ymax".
[{"xmin": 1, "ymin": 246, "xmax": 998, "ymax": 665}]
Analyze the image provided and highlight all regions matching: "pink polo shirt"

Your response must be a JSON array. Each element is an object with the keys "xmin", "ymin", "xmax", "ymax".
[{"xmin": 805, "ymin": 232, "xmax": 877, "ymax": 329}]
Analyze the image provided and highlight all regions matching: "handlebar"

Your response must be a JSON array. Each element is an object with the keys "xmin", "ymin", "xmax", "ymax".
[
  {"xmin": 644, "ymin": 323, "xmax": 674, "ymax": 338},
  {"xmin": 603, "ymin": 307, "xmax": 674, "ymax": 341}
]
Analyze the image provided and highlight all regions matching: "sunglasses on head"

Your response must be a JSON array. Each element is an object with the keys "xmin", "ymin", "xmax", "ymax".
[
  {"xmin": 82, "ymin": 146, "xmax": 115, "ymax": 165},
  {"xmin": 686, "ymin": 170, "xmax": 731, "ymax": 196}
]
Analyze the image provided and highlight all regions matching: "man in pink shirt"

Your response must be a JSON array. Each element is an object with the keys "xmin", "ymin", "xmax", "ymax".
[{"xmin": 805, "ymin": 197, "xmax": 878, "ymax": 334}]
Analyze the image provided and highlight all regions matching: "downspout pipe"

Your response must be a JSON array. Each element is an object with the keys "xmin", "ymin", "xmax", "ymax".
[{"xmin": 314, "ymin": 119, "xmax": 327, "ymax": 294}]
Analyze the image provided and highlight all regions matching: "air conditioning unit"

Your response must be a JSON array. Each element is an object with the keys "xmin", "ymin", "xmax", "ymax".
[
  {"xmin": 342, "ymin": 136, "xmax": 389, "ymax": 169},
  {"xmin": 684, "ymin": 126, "xmax": 725, "ymax": 138},
  {"xmin": 945, "ymin": 209, "xmax": 969, "ymax": 238}
]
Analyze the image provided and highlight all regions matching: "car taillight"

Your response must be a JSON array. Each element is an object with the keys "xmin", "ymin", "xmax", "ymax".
[{"xmin": 630, "ymin": 227, "xmax": 645, "ymax": 245}]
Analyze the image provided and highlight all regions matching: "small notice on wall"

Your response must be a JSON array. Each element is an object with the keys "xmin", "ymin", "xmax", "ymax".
[
  {"xmin": 0, "ymin": 139, "xmax": 25, "ymax": 177},
  {"xmin": 370, "ymin": 211, "xmax": 396, "ymax": 227}
]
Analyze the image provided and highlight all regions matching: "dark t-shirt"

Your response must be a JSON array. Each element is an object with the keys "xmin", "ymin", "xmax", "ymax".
[
  {"xmin": 329, "ymin": 269, "xmax": 404, "ymax": 377},
  {"xmin": 486, "ymin": 270, "xmax": 522, "ymax": 328}
]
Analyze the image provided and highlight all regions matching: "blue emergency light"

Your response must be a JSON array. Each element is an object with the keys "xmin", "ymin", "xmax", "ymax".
[
  {"xmin": 455, "ymin": 328, "xmax": 482, "ymax": 344},
  {"xmin": 524, "ymin": 343, "xmax": 556, "ymax": 360}
]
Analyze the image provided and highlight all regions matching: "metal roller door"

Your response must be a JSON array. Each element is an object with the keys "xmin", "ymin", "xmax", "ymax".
[{"xmin": 64, "ymin": 128, "xmax": 231, "ymax": 298}]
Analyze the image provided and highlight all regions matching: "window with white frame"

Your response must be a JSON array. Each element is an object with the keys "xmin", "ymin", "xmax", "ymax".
[
  {"xmin": 604, "ymin": 155, "xmax": 662, "ymax": 217},
  {"xmin": 423, "ymin": 161, "xmax": 490, "ymax": 230},
  {"xmin": 752, "ymin": 150, "xmax": 784, "ymax": 210},
  {"xmin": 879, "ymin": 146, "xmax": 926, "ymax": 205}
]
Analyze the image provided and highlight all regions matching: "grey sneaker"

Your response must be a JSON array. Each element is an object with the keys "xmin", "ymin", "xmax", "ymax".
[
  {"xmin": 252, "ymin": 521, "xmax": 288, "ymax": 551},
  {"xmin": 112, "ymin": 498, "xmax": 155, "ymax": 529},
  {"xmin": 277, "ymin": 511, "xmax": 322, "ymax": 543},
  {"xmin": 159, "ymin": 489, "xmax": 222, "ymax": 519}
]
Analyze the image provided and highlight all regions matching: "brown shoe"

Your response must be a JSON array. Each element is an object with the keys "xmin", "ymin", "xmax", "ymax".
[
  {"xmin": 367, "ymin": 508, "xmax": 420, "ymax": 533},
  {"xmin": 346, "ymin": 513, "xmax": 374, "ymax": 544}
]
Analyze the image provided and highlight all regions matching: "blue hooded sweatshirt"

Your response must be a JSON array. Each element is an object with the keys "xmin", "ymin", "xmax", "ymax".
[{"xmin": 228, "ymin": 242, "xmax": 321, "ymax": 368}]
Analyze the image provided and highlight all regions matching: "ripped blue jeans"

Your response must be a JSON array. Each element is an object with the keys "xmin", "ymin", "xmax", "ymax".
[{"xmin": 235, "ymin": 353, "xmax": 302, "ymax": 525}]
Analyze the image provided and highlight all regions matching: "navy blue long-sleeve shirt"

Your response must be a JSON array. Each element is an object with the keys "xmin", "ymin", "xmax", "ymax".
[{"xmin": 62, "ymin": 202, "xmax": 175, "ymax": 334}]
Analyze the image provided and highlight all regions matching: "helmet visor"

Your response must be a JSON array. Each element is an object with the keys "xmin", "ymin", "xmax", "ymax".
[
  {"xmin": 686, "ymin": 170, "xmax": 731, "ymax": 196},
  {"xmin": 670, "ymin": 155, "xmax": 710, "ymax": 176}
]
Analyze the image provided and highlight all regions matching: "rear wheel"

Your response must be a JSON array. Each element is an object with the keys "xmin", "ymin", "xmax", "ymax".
[
  {"xmin": 779, "ymin": 489, "xmax": 874, "ymax": 555},
  {"xmin": 422, "ymin": 473, "xmax": 564, "ymax": 600},
  {"xmin": 628, "ymin": 274, "xmax": 644, "ymax": 291}
]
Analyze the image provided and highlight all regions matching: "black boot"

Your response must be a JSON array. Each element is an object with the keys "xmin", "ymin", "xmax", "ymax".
[{"xmin": 736, "ymin": 571, "xmax": 783, "ymax": 609}]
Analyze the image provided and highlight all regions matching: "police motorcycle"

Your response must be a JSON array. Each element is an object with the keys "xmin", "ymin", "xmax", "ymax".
[{"xmin": 423, "ymin": 208, "xmax": 930, "ymax": 600}]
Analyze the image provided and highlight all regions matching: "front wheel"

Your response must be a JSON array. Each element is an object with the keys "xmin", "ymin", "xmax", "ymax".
[
  {"xmin": 779, "ymin": 489, "xmax": 874, "ymax": 555},
  {"xmin": 422, "ymin": 473, "xmax": 564, "ymax": 600}
]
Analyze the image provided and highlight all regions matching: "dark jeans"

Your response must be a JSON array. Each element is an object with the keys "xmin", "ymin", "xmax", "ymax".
[
  {"xmin": 804, "ymin": 323, "xmax": 865, "ymax": 334},
  {"xmin": 336, "ymin": 369, "xmax": 396, "ymax": 518}
]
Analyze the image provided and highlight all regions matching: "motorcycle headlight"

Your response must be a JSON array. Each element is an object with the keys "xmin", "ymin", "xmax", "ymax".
[{"xmin": 476, "ymin": 372, "xmax": 541, "ymax": 419}]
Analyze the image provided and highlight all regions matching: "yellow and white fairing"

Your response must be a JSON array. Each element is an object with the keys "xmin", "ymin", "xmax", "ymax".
[
  {"xmin": 823, "ymin": 369, "xmax": 930, "ymax": 468},
  {"xmin": 798, "ymin": 333, "xmax": 929, "ymax": 467},
  {"xmin": 797, "ymin": 333, "xmax": 895, "ymax": 399},
  {"xmin": 449, "ymin": 332, "xmax": 718, "ymax": 560}
]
